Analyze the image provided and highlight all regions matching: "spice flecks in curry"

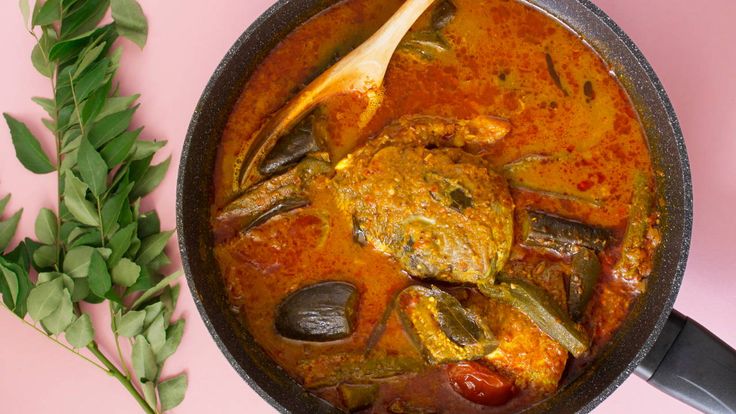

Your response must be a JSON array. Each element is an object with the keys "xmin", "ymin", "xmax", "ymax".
[{"xmin": 212, "ymin": 0, "xmax": 657, "ymax": 412}]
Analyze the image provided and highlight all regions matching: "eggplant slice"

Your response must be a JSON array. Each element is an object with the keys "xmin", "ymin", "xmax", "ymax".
[
  {"xmin": 275, "ymin": 281, "xmax": 359, "ymax": 342},
  {"xmin": 214, "ymin": 155, "xmax": 332, "ymax": 240},
  {"xmin": 521, "ymin": 209, "xmax": 611, "ymax": 254},
  {"xmin": 259, "ymin": 112, "xmax": 323, "ymax": 177}
]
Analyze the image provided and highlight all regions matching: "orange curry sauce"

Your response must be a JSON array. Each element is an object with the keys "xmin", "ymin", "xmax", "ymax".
[{"xmin": 212, "ymin": 0, "xmax": 656, "ymax": 412}]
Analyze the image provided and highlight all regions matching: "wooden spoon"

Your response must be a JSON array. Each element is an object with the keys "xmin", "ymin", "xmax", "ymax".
[{"xmin": 238, "ymin": 0, "xmax": 438, "ymax": 190}]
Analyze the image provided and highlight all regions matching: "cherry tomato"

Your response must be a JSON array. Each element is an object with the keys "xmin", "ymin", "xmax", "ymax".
[{"xmin": 447, "ymin": 361, "xmax": 516, "ymax": 406}]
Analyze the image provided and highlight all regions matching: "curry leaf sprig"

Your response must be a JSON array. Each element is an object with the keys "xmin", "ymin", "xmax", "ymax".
[{"xmin": 1, "ymin": 1, "xmax": 186, "ymax": 412}]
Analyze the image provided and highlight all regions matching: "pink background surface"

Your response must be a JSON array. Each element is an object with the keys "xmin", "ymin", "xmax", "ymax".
[{"xmin": 1, "ymin": 0, "xmax": 734, "ymax": 413}]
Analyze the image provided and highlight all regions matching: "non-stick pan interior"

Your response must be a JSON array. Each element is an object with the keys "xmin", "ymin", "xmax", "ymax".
[{"xmin": 177, "ymin": 1, "xmax": 692, "ymax": 413}]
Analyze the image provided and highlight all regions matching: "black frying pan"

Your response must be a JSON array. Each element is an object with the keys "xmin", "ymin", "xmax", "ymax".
[{"xmin": 176, "ymin": 0, "xmax": 736, "ymax": 412}]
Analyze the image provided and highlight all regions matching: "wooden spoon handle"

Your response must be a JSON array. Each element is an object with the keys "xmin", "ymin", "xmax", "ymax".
[
  {"xmin": 237, "ymin": 0, "xmax": 437, "ymax": 190},
  {"xmin": 341, "ymin": 0, "xmax": 438, "ymax": 84}
]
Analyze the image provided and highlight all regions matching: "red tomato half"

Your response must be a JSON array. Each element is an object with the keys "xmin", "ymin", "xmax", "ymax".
[{"xmin": 447, "ymin": 361, "xmax": 516, "ymax": 406}]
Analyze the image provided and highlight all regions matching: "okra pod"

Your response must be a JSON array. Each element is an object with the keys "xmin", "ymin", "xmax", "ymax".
[{"xmin": 480, "ymin": 276, "xmax": 589, "ymax": 357}]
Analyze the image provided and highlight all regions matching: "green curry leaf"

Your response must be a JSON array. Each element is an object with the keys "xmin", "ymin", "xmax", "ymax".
[
  {"xmin": 132, "ymin": 335, "xmax": 157, "ymax": 382},
  {"xmin": 72, "ymin": 58, "xmax": 109, "ymax": 102},
  {"xmin": 142, "ymin": 301, "xmax": 163, "ymax": 328},
  {"xmin": 3, "ymin": 114, "xmax": 55, "ymax": 174},
  {"xmin": 88, "ymin": 106, "xmax": 137, "ymax": 148},
  {"xmin": 145, "ymin": 313, "xmax": 166, "ymax": 354},
  {"xmin": 65, "ymin": 313, "xmax": 94, "ymax": 348},
  {"xmin": 63, "ymin": 174, "xmax": 99, "ymax": 226},
  {"xmin": 117, "ymin": 310, "xmax": 146, "ymax": 337},
  {"xmin": 60, "ymin": 0, "xmax": 111, "ymax": 40},
  {"xmin": 0, "ymin": 209, "xmax": 23, "ymax": 252},
  {"xmin": 73, "ymin": 43, "xmax": 106, "ymax": 79},
  {"xmin": 87, "ymin": 250, "xmax": 111, "ymax": 297},
  {"xmin": 33, "ymin": 0, "xmax": 61, "ymax": 26},
  {"xmin": 112, "ymin": 257, "xmax": 140, "ymax": 288},
  {"xmin": 33, "ymin": 244, "xmax": 57, "ymax": 269},
  {"xmin": 32, "ymin": 43, "xmax": 55, "ymax": 77},
  {"xmin": 158, "ymin": 373, "xmax": 188, "ymax": 411},
  {"xmin": 27, "ymin": 277, "xmax": 64, "ymax": 321},
  {"xmin": 136, "ymin": 230, "xmax": 173, "ymax": 267},
  {"xmin": 111, "ymin": 0, "xmax": 148, "ymax": 49},
  {"xmin": 34, "ymin": 208, "xmax": 58, "ymax": 245},
  {"xmin": 41, "ymin": 288, "xmax": 75, "ymax": 334},
  {"xmin": 101, "ymin": 183, "xmax": 133, "ymax": 235},
  {"xmin": 3, "ymin": 0, "xmax": 185, "ymax": 409},
  {"xmin": 131, "ymin": 271, "xmax": 181, "ymax": 310},
  {"xmin": 31, "ymin": 97, "xmax": 56, "ymax": 118},
  {"xmin": 129, "ymin": 139, "xmax": 165, "ymax": 161},
  {"xmin": 130, "ymin": 156, "xmax": 170, "ymax": 199},
  {"xmin": 108, "ymin": 223, "xmax": 136, "ymax": 267},
  {"xmin": 0, "ymin": 256, "xmax": 31, "ymax": 317},
  {"xmin": 77, "ymin": 136, "xmax": 108, "ymax": 196},
  {"xmin": 19, "ymin": 0, "xmax": 31, "ymax": 28},
  {"xmin": 156, "ymin": 319, "xmax": 184, "ymax": 364},
  {"xmin": 63, "ymin": 246, "xmax": 95, "ymax": 278},
  {"xmin": 0, "ymin": 265, "xmax": 19, "ymax": 307},
  {"xmin": 95, "ymin": 95, "xmax": 139, "ymax": 121},
  {"xmin": 100, "ymin": 128, "xmax": 140, "ymax": 167},
  {"xmin": 0, "ymin": 194, "xmax": 10, "ymax": 218}
]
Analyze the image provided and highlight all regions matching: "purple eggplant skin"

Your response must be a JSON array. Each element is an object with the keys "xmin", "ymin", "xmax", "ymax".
[
  {"xmin": 259, "ymin": 115, "xmax": 321, "ymax": 177},
  {"xmin": 214, "ymin": 156, "xmax": 332, "ymax": 241},
  {"xmin": 246, "ymin": 198, "xmax": 310, "ymax": 231},
  {"xmin": 432, "ymin": 0, "xmax": 457, "ymax": 31},
  {"xmin": 275, "ymin": 281, "xmax": 359, "ymax": 342},
  {"xmin": 521, "ymin": 209, "xmax": 612, "ymax": 254}
]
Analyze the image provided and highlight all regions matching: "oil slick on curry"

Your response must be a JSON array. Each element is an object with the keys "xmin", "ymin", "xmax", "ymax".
[{"xmin": 211, "ymin": 0, "xmax": 660, "ymax": 412}]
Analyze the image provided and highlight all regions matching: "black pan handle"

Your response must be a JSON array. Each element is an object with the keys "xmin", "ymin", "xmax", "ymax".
[{"xmin": 635, "ymin": 310, "xmax": 736, "ymax": 413}]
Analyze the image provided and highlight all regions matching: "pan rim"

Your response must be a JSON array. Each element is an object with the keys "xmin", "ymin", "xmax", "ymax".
[{"xmin": 176, "ymin": 1, "xmax": 693, "ymax": 413}]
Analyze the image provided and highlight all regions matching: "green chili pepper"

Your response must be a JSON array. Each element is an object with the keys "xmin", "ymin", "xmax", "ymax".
[
  {"xmin": 300, "ymin": 353, "xmax": 425, "ymax": 389},
  {"xmin": 479, "ymin": 276, "xmax": 589, "ymax": 357},
  {"xmin": 568, "ymin": 248, "xmax": 602, "ymax": 321},
  {"xmin": 338, "ymin": 383, "xmax": 379, "ymax": 412},
  {"xmin": 614, "ymin": 171, "xmax": 653, "ymax": 282}
]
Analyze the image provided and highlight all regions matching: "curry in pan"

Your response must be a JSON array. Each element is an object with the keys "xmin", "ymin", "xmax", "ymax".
[{"xmin": 211, "ymin": 0, "xmax": 660, "ymax": 412}]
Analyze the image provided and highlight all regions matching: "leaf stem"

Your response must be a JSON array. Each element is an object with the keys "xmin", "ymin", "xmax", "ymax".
[
  {"xmin": 109, "ymin": 301, "xmax": 132, "ymax": 380},
  {"xmin": 68, "ymin": 71, "xmax": 87, "ymax": 137},
  {"xmin": 96, "ymin": 195, "xmax": 106, "ymax": 245},
  {"xmin": 87, "ymin": 342, "xmax": 157, "ymax": 414},
  {"xmin": 51, "ymin": 46, "xmax": 63, "ymax": 272},
  {"xmin": 0, "ymin": 304, "xmax": 107, "ymax": 372}
]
